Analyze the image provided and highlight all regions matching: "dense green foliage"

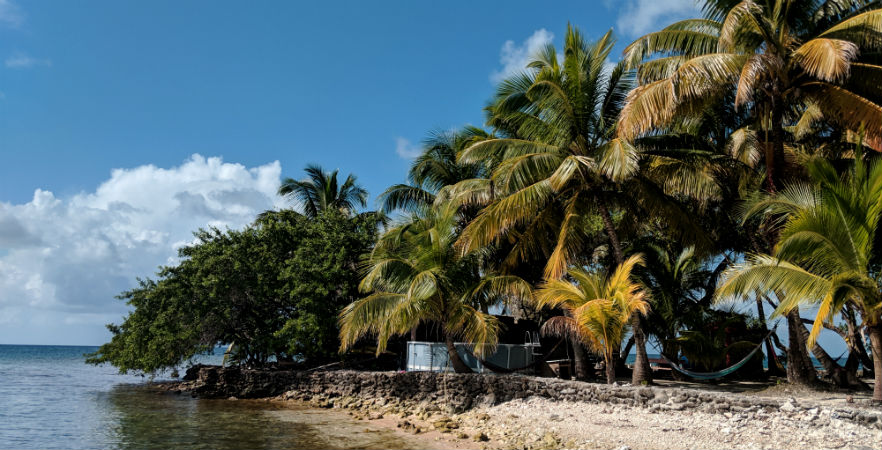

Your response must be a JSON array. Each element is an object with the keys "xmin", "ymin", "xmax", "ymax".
[{"xmin": 88, "ymin": 209, "xmax": 379, "ymax": 374}]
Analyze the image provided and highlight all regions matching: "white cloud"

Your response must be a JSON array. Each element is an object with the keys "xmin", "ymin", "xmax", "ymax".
[
  {"xmin": 0, "ymin": 0, "xmax": 23, "ymax": 28},
  {"xmin": 395, "ymin": 137, "xmax": 423, "ymax": 160},
  {"xmin": 5, "ymin": 53, "xmax": 52, "ymax": 69},
  {"xmin": 490, "ymin": 28, "xmax": 554, "ymax": 83},
  {"xmin": 0, "ymin": 155, "xmax": 284, "ymax": 344},
  {"xmin": 616, "ymin": 0, "xmax": 702, "ymax": 37}
]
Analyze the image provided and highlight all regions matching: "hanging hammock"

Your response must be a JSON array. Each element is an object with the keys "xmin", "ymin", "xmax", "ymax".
[{"xmin": 652, "ymin": 326, "xmax": 778, "ymax": 381}]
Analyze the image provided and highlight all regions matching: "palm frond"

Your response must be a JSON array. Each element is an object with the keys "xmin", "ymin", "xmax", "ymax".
[{"xmin": 793, "ymin": 38, "xmax": 859, "ymax": 82}]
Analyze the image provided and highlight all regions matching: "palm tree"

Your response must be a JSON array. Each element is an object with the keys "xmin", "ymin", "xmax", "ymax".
[
  {"xmin": 455, "ymin": 26, "xmax": 706, "ymax": 384},
  {"xmin": 621, "ymin": 0, "xmax": 882, "ymax": 385},
  {"xmin": 633, "ymin": 244, "xmax": 712, "ymax": 377},
  {"xmin": 279, "ymin": 164, "xmax": 368, "ymax": 218},
  {"xmin": 338, "ymin": 205, "xmax": 531, "ymax": 373},
  {"xmin": 717, "ymin": 150, "xmax": 882, "ymax": 401},
  {"xmin": 536, "ymin": 255, "xmax": 651, "ymax": 383},
  {"xmin": 378, "ymin": 127, "xmax": 492, "ymax": 216},
  {"xmin": 620, "ymin": 0, "xmax": 882, "ymax": 190}
]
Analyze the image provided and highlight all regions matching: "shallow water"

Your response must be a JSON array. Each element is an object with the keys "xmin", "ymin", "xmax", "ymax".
[{"xmin": 0, "ymin": 345, "xmax": 413, "ymax": 449}]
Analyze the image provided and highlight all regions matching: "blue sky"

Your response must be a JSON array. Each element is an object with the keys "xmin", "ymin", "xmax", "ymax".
[
  {"xmin": 4, "ymin": 0, "xmax": 841, "ymax": 356},
  {"xmin": 0, "ymin": 0, "xmax": 702, "ymax": 205}
]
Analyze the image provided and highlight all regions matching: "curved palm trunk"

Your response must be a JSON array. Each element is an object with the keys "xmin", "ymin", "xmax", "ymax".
[
  {"xmin": 785, "ymin": 310, "xmax": 818, "ymax": 386},
  {"xmin": 795, "ymin": 316, "xmax": 864, "ymax": 388},
  {"xmin": 844, "ymin": 311, "xmax": 874, "ymax": 379},
  {"xmin": 868, "ymin": 324, "xmax": 882, "ymax": 403},
  {"xmin": 443, "ymin": 332, "xmax": 473, "ymax": 374},
  {"xmin": 599, "ymin": 202, "xmax": 652, "ymax": 385}
]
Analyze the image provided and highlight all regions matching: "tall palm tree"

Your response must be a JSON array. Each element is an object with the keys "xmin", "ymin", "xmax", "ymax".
[
  {"xmin": 338, "ymin": 205, "xmax": 531, "ymax": 373},
  {"xmin": 620, "ymin": 0, "xmax": 882, "ymax": 385},
  {"xmin": 455, "ymin": 26, "xmax": 706, "ymax": 384},
  {"xmin": 717, "ymin": 150, "xmax": 882, "ymax": 401},
  {"xmin": 279, "ymin": 164, "xmax": 368, "ymax": 218},
  {"xmin": 620, "ymin": 0, "xmax": 882, "ymax": 191},
  {"xmin": 536, "ymin": 255, "xmax": 651, "ymax": 383}
]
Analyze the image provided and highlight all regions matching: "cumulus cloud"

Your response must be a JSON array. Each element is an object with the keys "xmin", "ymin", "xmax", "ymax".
[
  {"xmin": 395, "ymin": 137, "xmax": 423, "ymax": 160},
  {"xmin": 616, "ymin": 0, "xmax": 702, "ymax": 37},
  {"xmin": 0, "ymin": 0, "xmax": 23, "ymax": 28},
  {"xmin": 5, "ymin": 53, "xmax": 52, "ymax": 69},
  {"xmin": 0, "ymin": 155, "xmax": 284, "ymax": 344},
  {"xmin": 490, "ymin": 28, "xmax": 554, "ymax": 83}
]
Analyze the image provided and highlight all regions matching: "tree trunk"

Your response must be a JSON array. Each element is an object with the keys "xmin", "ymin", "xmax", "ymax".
[
  {"xmin": 756, "ymin": 296, "xmax": 783, "ymax": 376},
  {"xmin": 630, "ymin": 315, "xmax": 653, "ymax": 385},
  {"xmin": 599, "ymin": 202, "xmax": 652, "ymax": 385},
  {"xmin": 844, "ymin": 310, "xmax": 874, "ymax": 378},
  {"xmin": 766, "ymin": 96, "xmax": 787, "ymax": 194},
  {"xmin": 868, "ymin": 324, "xmax": 882, "ymax": 403},
  {"xmin": 444, "ymin": 332, "xmax": 473, "ymax": 374},
  {"xmin": 785, "ymin": 310, "xmax": 818, "ymax": 386},
  {"xmin": 605, "ymin": 355, "xmax": 616, "ymax": 384},
  {"xmin": 796, "ymin": 317, "xmax": 865, "ymax": 389},
  {"xmin": 572, "ymin": 339, "xmax": 591, "ymax": 381},
  {"xmin": 620, "ymin": 336, "xmax": 634, "ymax": 361},
  {"xmin": 599, "ymin": 203, "xmax": 625, "ymax": 265}
]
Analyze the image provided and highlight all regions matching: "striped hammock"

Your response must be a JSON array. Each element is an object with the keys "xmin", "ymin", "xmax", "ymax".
[{"xmin": 652, "ymin": 327, "xmax": 777, "ymax": 380}]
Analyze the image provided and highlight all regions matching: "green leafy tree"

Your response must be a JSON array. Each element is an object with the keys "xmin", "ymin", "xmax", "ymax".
[{"xmin": 88, "ymin": 209, "xmax": 380, "ymax": 374}]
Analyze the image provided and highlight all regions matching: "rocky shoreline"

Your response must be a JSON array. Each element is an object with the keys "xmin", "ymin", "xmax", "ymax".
[{"xmin": 164, "ymin": 366, "xmax": 882, "ymax": 449}]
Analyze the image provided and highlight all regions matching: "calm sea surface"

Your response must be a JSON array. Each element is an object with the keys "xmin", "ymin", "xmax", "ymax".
[{"xmin": 0, "ymin": 345, "xmax": 416, "ymax": 449}]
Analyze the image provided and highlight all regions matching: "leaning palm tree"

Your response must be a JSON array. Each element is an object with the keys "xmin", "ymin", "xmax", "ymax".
[
  {"xmin": 536, "ymin": 255, "xmax": 650, "ymax": 383},
  {"xmin": 339, "ymin": 205, "xmax": 531, "ymax": 373},
  {"xmin": 278, "ymin": 164, "xmax": 368, "ymax": 218},
  {"xmin": 717, "ymin": 150, "xmax": 882, "ymax": 401}
]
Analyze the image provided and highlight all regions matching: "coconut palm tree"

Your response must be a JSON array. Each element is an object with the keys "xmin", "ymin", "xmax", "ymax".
[
  {"xmin": 378, "ymin": 127, "xmax": 493, "ymax": 216},
  {"xmin": 455, "ymin": 26, "xmax": 709, "ymax": 384},
  {"xmin": 717, "ymin": 150, "xmax": 882, "ymax": 401},
  {"xmin": 621, "ymin": 0, "xmax": 882, "ymax": 386},
  {"xmin": 338, "ymin": 205, "xmax": 531, "ymax": 373},
  {"xmin": 536, "ymin": 255, "xmax": 651, "ymax": 383},
  {"xmin": 620, "ymin": 0, "xmax": 882, "ymax": 190},
  {"xmin": 278, "ymin": 164, "xmax": 368, "ymax": 218},
  {"xmin": 633, "ymin": 244, "xmax": 712, "ymax": 374}
]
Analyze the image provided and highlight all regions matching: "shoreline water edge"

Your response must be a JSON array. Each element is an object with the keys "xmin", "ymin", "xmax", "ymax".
[{"xmin": 159, "ymin": 366, "xmax": 882, "ymax": 450}]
